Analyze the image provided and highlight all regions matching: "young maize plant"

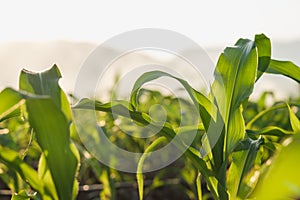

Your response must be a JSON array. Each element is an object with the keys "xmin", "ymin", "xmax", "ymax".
[{"xmin": 0, "ymin": 34, "xmax": 299, "ymax": 199}]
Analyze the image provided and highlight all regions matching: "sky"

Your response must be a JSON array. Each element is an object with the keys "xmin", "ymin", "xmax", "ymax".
[{"xmin": 0, "ymin": 0, "xmax": 300, "ymax": 47}]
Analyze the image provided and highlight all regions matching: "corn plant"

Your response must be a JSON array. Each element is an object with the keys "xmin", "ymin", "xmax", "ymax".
[
  {"xmin": 75, "ymin": 34, "xmax": 300, "ymax": 199},
  {"xmin": 0, "ymin": 33, "xmax": 299, "ymax": 200},
  {"xmin": 0, "ymin": 66, "xmax": 80, "ymax": 200}
]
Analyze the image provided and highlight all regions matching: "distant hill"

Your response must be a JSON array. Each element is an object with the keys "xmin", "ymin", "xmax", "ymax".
[
  {"xmin": 0, "ymin": 41, "xmax": 96, "ymax": 92},
  {"xmin": 0, "ymin": 40, "xmax": 299, "ymax": 100}
]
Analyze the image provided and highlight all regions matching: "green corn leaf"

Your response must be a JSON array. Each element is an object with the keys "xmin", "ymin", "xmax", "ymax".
[
  {"xmin": 19, "ymin": 66, "xmax": 80, "ymax": 200},
  {"xmin": 75, "ymin": 98, "xmax": 188, "ymax": 144},
  {"xmin": 73, "ymin": 98, "xmax": 219, "ymax": 198},
  {"xmin": 255, "ymin": 34, "xmax": 271, "ymax": 80},
  {"xmin": 196, "ymin": 173, "xmax": 202, "ymax": 200},
  {"xmin": 37, "ymin": 154, "xmax": 58, "ymax": 200},
  {"xmin": 212, "ymin": 38, "xmax": 258, "ymax": 157},
  {"xmin": 19, "ymin": 65, "xmax": 72, "ymax": 121},
  {"xmin": 74, "ymin": 98, "xmax": 211, "ymax": 174},
  {"xmin": 201, "ymin": 111, "xmax": 225, "ymax": 172},
  {"xmin": 206, "ymin": 38, "xmax": 258, "ymax": 199},
  {"xmin": 227, "ymin": 137, "xmax": 264, "ymax": 199},
  {"xmin": 254, "ymin": 34, "xmax": 300, "ymax": 83},
  {"xmin": 11, "ymin": 195, "xmax": 30, "ymax": 200},
  {"xmin": 246, "ymin": 103, "xmax": 287, "ymax": 129},
  {"xmin": 246, "ymin": 126, "xmax": 294, "ymax": 137},
  {"xmin": 74, "ymin": 98, "xmax": 151, "ymax": 125},
  {"xmin": 137, "ymin": 136, "xmax": 167, "ymax": 200},
  {"xmin": 11, "ymin": 190, "xmax": 31, "ymax": 200},
  {"xmin": 25, "ymin": 98, "xmax": 79, "ymax": 200},
  {"xmin": 130, "ymin": 70, "xmax": 217, "ymax": 130},
  {"xmin": 0, "ymin": 88, "xmax": 24, "ymax": 122},
  {"xmin": 0, "ymin": 146, "xmax": 44, "ymax": 195},
  {"xmin": 213, "ymin": 39, "xmax": 257, "ymax": 121},
  {"xmin": 246, "ymin": 103, "xmax": 300, "ymax": 133},
  {"xmin": 74, "ymin": 98, "xmax": 211, "ymax": 172},
  {"xmin": 287, "ymin": 104, "xmax": 300, "ymax": 134},
  {"xmin": 266, "ymin": 60, "xmax": 300, "ymax": 83},
  {"xmin": 253, "ymin": 136, "xmax": 300, "ymax": 199}
]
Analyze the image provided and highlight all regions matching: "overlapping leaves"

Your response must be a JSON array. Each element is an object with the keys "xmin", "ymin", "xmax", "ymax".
[
  {"xmin": 0, "ymin": 65, "xmax": 79, "ymax": 200},
  {"xmin": 0, "ymin": 33, "xmax": 300, "ymax": 200}
]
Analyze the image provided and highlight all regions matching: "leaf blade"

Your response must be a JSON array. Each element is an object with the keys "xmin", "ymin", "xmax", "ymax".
[
  {"xmin": 137, "ymin": 136, "xmax": 167, "ymax": 200},
  {"xmin": 26, "ymin": 98, "xmax": 79, "ymax": 200},
  {"xmin": 266, "ymin": 60, "xmax": 300, "ymax": 83},
  {"xmin": 255, "ymin": 34, "xmax": 271, "ymax": 80},
  {"xmin": 130, "ymin": 70, "xmax": 216, "ymax": 130},
  {"xmin": 212, "ymin": 38, "xmax": 258, "ymax": 157}
]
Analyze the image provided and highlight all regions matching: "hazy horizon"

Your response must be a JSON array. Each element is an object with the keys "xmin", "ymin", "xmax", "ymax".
[{"xmin": 0, "ymin": 39, "xmax": 299, "ymax": 101}]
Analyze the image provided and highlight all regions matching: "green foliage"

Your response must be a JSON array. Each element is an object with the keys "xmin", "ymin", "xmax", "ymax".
[
  {"xmin": 127, "ymin": 34, "xmax": 300, "ymax": 199},
  {"xmin": 11, "ymin": 190, "xmax": 35, "ymax": 200},
  {"xmin": 267, "ymin": 60, "xmax": 300, "ymax": 83},
  {"xmin": 0, "ymin": 34, "xmax": 300, "ymax": 200},
  {"xmin": 137, "ymin": 136, "xmax": 167, "ymax": 200},
  {"xmin": 253, "ymin": 136, "xmax": 300, "ymax": 199},
  {"xmin": 0, "ymin": 66, "xmax": 79, "ymax": 200}
]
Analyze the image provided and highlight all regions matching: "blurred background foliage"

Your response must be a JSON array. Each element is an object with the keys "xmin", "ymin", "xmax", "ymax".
[{"xmin": 0, "ymin": 85, "xmax": 299, "ymax": 199}]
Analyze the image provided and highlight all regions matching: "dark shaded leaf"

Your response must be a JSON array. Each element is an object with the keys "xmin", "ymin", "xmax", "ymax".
[
  {"xmin": 227, "ymin": 137, "xmax": 264, "ymax": 198},
  {"xmin": 255, "ymin": 34, "xmax": 271, "ymax": 79}
]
